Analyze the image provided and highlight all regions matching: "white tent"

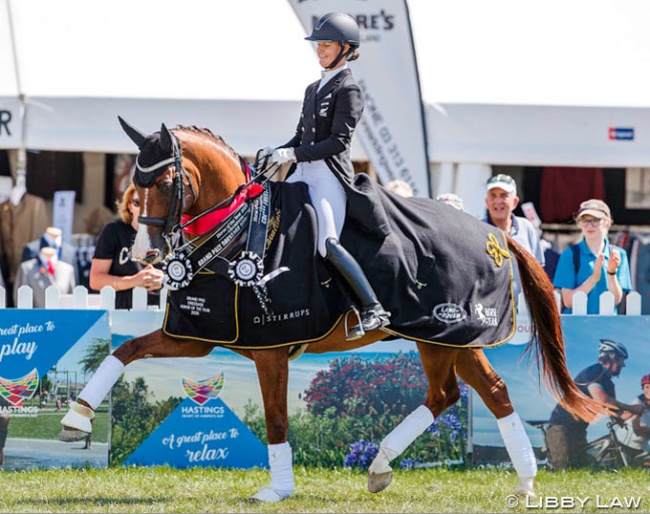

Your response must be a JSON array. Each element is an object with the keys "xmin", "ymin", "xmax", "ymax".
[{"xmin": 3, "ymin": 0, "xmax": 650, "ymax": 169}]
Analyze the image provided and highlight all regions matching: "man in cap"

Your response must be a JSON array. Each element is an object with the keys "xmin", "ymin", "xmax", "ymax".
[{"xmin": 483, "ymin": 174, "xmax": 545, "ymax": 302}]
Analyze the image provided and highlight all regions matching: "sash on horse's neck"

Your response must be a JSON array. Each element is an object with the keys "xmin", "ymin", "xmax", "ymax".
[{"xmin": 181, "ymin": 161, "xmax": 262, "ymax": 235}]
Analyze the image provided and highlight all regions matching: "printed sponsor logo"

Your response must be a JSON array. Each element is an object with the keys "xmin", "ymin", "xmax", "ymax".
[
  {"xmin": 0, "ymin": 368, "xmax": 39, "ymax": 406},
  {"xmin": 608, "ymin": 127, "xmax": 634, "ymax": 141},
  {"xmin": 432, "ymin": 303, "xmax": 467, "ymax": 324},
  {"xmin": 253, "ymin": 309, "xmax": 311, "ymax": 325},
  {"xmin": 182, "ymin": 372, "xmax": 224, "ymax": 406},
  {"xmin": 473, "ymin": 303, "xmax": 498, "ymax": 327}
]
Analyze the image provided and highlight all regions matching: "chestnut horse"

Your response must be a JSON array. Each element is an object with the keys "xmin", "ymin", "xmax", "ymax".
[{"xmin": 60, "ymin": 120, "xmax": 607, "ymax": 503}]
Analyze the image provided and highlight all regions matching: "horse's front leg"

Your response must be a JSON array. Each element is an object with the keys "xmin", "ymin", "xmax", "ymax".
[
  {"xmin": 59, "ymin": 329, "xmax": 212, "ymax": 442},
  {"xmin": 249, "ymin": 347, "xmax": 294, "ymax": 503}
]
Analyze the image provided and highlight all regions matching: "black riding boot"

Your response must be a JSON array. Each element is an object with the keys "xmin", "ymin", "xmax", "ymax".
[{"xmin": 325, "ymin": 237, "xmax": 390, "ymax": 340}]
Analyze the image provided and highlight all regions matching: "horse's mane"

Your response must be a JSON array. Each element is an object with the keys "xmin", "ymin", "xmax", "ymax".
[{"xmin": 171, "ymin": 125, "xmax": 239, "ymax": 161}]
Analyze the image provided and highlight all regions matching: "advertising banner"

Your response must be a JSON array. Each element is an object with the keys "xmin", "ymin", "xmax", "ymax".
[
  {"xmin": 0, "ymin": 310, "xmax": 110, "ymax": 470},
  {"xmin": 288, "ymin": 0, "xmax": 431, "ymax": 197},
  {"xmin": 471, "ymin": 315, "xmax": 650, "ymax": 465},
  {"xmin": 110, "ymin": 310, "xmax": 468, "ymax": 470}
]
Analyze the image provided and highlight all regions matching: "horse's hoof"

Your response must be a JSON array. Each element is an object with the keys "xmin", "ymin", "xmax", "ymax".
[
  {"xmin": 59, "ymin": 401, "xmax": 94, "ymax": 441},
  {"xmin": 515, "ymin": 486, "xmax": 537, "ymax": 499},
  {"xmin": 59, "ymin": 427, "xmax": 91, "ymax": 442},
  {"xmin": 249, "ymin": 486, "xmax": 291, "ymax": 503},
  {"xmin": 368, "ymin": 470, "xmax": 393, "ymax": 493}
]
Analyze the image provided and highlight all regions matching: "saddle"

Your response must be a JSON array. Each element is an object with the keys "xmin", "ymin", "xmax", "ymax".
[{"xmin": 162, "ymin": 177, "xmax": 516, "ymax": 349}]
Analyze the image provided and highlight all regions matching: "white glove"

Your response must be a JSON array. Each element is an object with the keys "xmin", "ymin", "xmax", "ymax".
[
  {"xmin": 272, "ymin": 147, "xmax": 296, "ymax": 164},
  {"xmin": 258, "ymin": 146, "xmax": 273, "ymax": 159}
]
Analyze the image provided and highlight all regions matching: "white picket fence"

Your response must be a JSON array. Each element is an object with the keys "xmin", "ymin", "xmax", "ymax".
[
  {"xmin": 0, "ymin": 285, "xmax": 643, "ymax": 316},
  {"xmin": 0, "ymin": 285, "xmax": 168, "ymax": 311}
]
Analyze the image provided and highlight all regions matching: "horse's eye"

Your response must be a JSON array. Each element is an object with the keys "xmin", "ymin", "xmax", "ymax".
[{"xmin": 159, "ymin": 181, "xmax": 173, "ymax": 196}]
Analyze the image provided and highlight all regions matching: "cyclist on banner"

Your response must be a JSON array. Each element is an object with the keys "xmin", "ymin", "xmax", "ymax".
[
  {"xmin": 615, "ymin": 373, "xmax": 650, "ymax": 458},
  {"xmin": 545, "ymin": 339, "xmax": 644, "ymax": 468}
]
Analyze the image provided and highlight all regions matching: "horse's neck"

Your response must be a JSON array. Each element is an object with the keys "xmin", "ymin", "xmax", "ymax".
[{"xmin": 189, "ymin": 152, "xmax": 244, "ymax": 214}]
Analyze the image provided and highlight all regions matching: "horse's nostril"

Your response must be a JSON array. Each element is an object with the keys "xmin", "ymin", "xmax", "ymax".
[{"xmin": 145, "ymin": 250, "xmax": 160, "ymax": 264}]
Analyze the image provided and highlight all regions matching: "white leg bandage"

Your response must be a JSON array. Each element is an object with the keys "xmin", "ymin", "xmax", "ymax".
[
  {"xmin": 78, "ymin": 355, "xmax": 125, "ymax": 410},
  {"xmin": 497, "ymin": 411, "xmax": 537, "ymax": 479},
  {"xmin": 268, "ymin": 442, "xmax": 294, "ymax": 497},
  {"xmin": 379, "ymin": 405, "xmax": 435, "ymax": 461}
]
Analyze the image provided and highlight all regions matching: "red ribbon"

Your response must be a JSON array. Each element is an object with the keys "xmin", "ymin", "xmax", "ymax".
[{"xmin": 181, "ymin": 183, "xmax": 265, "ymax": 235}]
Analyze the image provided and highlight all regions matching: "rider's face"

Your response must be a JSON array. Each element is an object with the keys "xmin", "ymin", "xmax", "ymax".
[
  {"xmin": 643, "ymin": 383, "xmax": 650, "ymax": 402},
  {"xmin": 316, "ymin": 41, "xmax": 348, "ymax": 69},
  {"xmin": 608, "ymin": 355, "xmax": 626, "ymax": 377}
]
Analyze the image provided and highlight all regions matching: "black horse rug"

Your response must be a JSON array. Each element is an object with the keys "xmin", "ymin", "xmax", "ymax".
[{"xmin": 162, "ymin": 177, "xmax": 516, "ymax": 349}]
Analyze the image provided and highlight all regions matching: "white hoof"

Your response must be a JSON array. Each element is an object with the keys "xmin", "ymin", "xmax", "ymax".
[
  {"xmin": 59, "ymin": 401, "xmax": 94, "ymax": 442},
  {"xmin": 368, "ymin": 449, "xmax": 394, "ymax": 493},
  {"xmin": 249, "ymin": 486, "xmax": 292, "ymax": 503},
  {"xmin": 515, "ymin": 478, "xmax": 536, "ymax": 498}
]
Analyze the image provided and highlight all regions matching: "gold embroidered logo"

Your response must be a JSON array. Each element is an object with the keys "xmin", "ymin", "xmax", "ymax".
[
  {"xmin": 486, "ymin": 233, "xmax": 510, "ymax": 267},
  {"xmin": 266, "ymin": 207, "xmax": 281, "ymax": 250}
]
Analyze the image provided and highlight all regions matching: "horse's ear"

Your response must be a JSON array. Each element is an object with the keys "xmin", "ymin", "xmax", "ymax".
[
  {"xmin": 160, "ymin": 123, "xmax": 174, "ymax": 154},
  {"xmin": 118, "ymin": 116, "xmax": 146, "ymax": 149}
]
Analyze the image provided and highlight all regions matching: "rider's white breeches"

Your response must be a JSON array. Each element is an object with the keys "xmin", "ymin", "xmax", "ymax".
[{"xmin": 287, "ymin": 162, "xmax": 346, "ymax": 257}]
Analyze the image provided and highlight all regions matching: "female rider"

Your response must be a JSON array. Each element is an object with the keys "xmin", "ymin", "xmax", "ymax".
[{"xmin": 262, "ymin": 12, "xmax": 389, "ymax": 341}]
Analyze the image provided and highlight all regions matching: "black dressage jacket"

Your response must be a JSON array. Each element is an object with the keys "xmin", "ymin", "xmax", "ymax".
[
  {"xmin": 281, "ymin": 67, "xmax": 362, "ymax": 182},
  {"xmin": 281, "ymin": 68, "xmax": 391, "ymax": 240}
]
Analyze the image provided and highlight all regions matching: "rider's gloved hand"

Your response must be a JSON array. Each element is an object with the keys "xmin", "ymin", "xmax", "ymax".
[
  {"xmin": 272, "ymin": 147, "xmax": 296, "ymax": 164},
  {"xmin": 257, "ymin": 146, "xmax": 273, "ymax": 159}
]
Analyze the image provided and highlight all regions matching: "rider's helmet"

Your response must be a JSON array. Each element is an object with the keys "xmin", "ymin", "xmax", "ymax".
[
  {"xmin": 598, "ymin": 339, "xmax": 629, "ymax": 360},
  {"xmin": 641, "ymin": 374, "xmax": 650, "ymax": 387},
  {"xmin": 305, "ymin": 12, "xmax": 360, "ymax": 69},
  {"xmin": 305, "ymin": 12, "xmax": 360, "ymax": 46}
]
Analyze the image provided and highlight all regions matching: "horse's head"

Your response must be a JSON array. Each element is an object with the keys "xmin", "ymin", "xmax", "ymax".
[
  {"xmin": 118, "ymin": 117, "xmax": 248, "ymax": 265},
  {"xmin": 119, "ymin": 117, "xmax": 196, "ymax": 264}
]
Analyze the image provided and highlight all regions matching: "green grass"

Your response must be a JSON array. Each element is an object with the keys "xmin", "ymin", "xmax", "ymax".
[
  {"xmin": 0, "ymin": 466, "xmax": 648, "ymax": 513},
  {"xmin": 9, "ymin": 410, "xmax": 108, "ymax": 443}
]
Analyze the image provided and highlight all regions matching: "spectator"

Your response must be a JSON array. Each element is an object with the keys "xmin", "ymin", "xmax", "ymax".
[
  {"xmin": 386, "ymin": 180, "xmax": 413, "ymax": 198},
  {"xmin": 545, "ymin": 339, "xmax": 644, "ymax": 468},
  {"xmin": 435, "ymin": 193, "xmax": 464, "ymax": 211},
  {"xmin": 615, "ymin": 373, "xmax": 650, "ymax": 457},
  {"xmin": 14, "ymin": 246, "xmax": 76, "ymax": 308},
  {"xmin": 552, "ymin": 199, "xmax": 631, "ymax": 314},
  {"xmin": 89, "ymin": 183, "xmax": 164, "ymax": 310},
  {"xmin": 483, "ymin": 174, "xmax": 545, "ymax": 301}
]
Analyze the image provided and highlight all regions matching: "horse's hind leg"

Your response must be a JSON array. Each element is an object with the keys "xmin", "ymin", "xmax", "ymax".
[
  {"xmin": 456, "ymin": 348, "xmax": 537, "ymax": 498},
  {"xmin": 60, "ymin": 329, "xmax": 212, "ymax": 442},
  {"xmin": 368, "ymin": 344, "xmax": 460, "ymax": 493},
  {"xmin": 248, "ymin": 347, "xmax": 294, "ymax": 503}
]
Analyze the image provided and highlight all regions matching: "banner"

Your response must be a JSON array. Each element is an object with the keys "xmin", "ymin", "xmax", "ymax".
[
  {"xmin": 0, "ymin": 310, "xmax": 110, "ymax": 470},
  {"xmin": 288, "ymin": 0, "xmax": 431, "ymax": 197},
  {"xmin": 110, "ymin": 310, "xmax": 468, "ymax": 470},
  {"xmin": 471, "ymin": 315, "xmax": 650, "ymax": 465}
]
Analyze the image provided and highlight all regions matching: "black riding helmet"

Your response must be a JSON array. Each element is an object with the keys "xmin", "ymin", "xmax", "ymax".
[{"xmin": 305, "ymin": 12, "xmax": 360, "ymax": 69}]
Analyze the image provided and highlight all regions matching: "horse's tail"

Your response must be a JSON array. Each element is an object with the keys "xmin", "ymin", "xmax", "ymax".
[{"xmin": 508, "ymin": 236, "xmax": 611, "ymax": 422}]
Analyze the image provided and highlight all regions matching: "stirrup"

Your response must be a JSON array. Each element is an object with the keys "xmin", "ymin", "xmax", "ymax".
[
  {"xmin": 345, "ymin": 307, "xmax": 364, "ymax": 341},
  {"xmin": 347, "ymin": 305, "xmax": 391, "ymax": 341}
]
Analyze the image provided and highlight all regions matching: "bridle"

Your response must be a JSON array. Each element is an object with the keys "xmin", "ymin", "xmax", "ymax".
[{"xmin": 136, "ymin": 130, "xmax": 280, "ymax": 255}]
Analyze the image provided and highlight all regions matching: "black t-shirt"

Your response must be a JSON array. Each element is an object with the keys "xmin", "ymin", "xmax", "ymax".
[
  {"xmin": 549, "ymin": 363, "xmax": 616, "ymax": 427},
  {"xmin": 93, "ymin": 221, "xmax": 160, "ymax": 309}
]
